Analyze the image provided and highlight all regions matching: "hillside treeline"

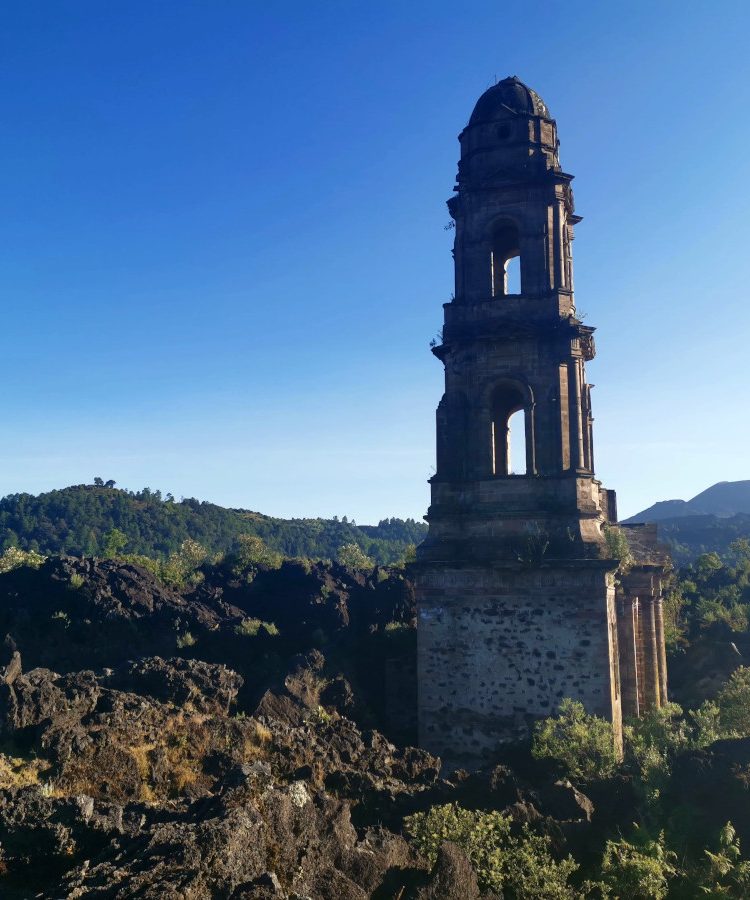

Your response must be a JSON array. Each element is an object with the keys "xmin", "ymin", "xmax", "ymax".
[{"xmin": 0, "ymin": 483, "xmax": 426, "ymax": 564}]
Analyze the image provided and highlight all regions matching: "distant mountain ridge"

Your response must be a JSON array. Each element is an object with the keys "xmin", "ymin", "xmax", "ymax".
[
  {"xmin": 0, "ymin": 484, "xmax": 427, "ymax": 565},
  {"xmin": 624, "ymin": 480, "xmax": 750, "ymax": 524},
  {"xmin": 623, "ymin": 480, "xmax": 750, "ymax": 565}
]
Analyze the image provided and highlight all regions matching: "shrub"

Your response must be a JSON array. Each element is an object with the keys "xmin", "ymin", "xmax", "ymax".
[
  {"xmin": 160, "ymin": 539, "xmax": 209, "ymax": 588},
  {"xmin": 603, "ymin": 524, "xmax": 633, "ymax": 573},
  {"xmin": 404, "ymin": 802, "xmax": 579, "ymax": 897},
  {"xmin": 532, "ymin": 698, "xmax": 619, "ymax": 780},
  {"xmin": 336, "ymin": 542, "xmax": 374, "ymax": 570},
  {"xmin": 624, "ymin": 704, "xmax": 690, "ymax": 811},
  {"xmin": 689, "ymin": 700, "xmax": 724, "ymax": 748},
  {"xmin": 0, "ymin": 753, "xmax": 49, "ymax": 790},
  {"xmin": 230, "ymin": 534, "xmax": 282, "ymax": 575},
  {"xmin": 176, "ymin": 631, "xmax": 197, "ymax": 649},
  {"xmin": 0, "ymin": 547, "xmax": 45, "ymax": 574},
  {"xmin": 395, "ymin": 543, "xmax": 417, "ymax": 567},
  {"xmin": 313, "ymin": 705, "xmax": 332, "ymax": 724},
  {"xmin": 601, "ymin": 829, "xmax": 676, "ymax": 900},
  {"xmin": 233, "ymin": 618, "xmax": 279, "ymax": 637},
  {"xmin": 51, "ymin": 610, "xmax": 70, "ymax": 628},
  {"xmin": 627, "ymin": 703, "xmax": 690, "ymax": 759},
  {"xmin": 118, "ymin": 553, "xmax": 162, "ymax": 579},
  {"xmin": 69, "ymin": 572, "xmax": 85, "ymax": 590},
  {"xmin": 715, "ymin": 666, "xmax": 750, "ymax": 737},
  {"xmin": 696, "ymin": 821, "xmax": 750, "ymax": 896}
]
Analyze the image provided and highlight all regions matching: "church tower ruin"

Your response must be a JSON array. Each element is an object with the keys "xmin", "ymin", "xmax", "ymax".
[{"xmin": 414, "ymin": 77, "xmax": 668, "ymax": 771}]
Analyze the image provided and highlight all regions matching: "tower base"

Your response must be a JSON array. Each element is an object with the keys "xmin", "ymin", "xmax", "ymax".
[{"xmin": 415, "ymin": 560, "xmax": 622, "ymax": 772}]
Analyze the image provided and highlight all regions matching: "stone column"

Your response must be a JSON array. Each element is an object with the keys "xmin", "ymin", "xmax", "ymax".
[
  {"xmin": 492, "ymin": 420, "xmax": 510, "ymax": 475},
  {"xmin": 653, "ymin": 594, "xmax": 668, "ymax": 705},
  {"xmin": 616, "ymin": 591, "xmax": 639, "ymax": 718},
  {"xmin": 640, "ymin": 595, "xmax": 661, "ymax": 710},
  {"xmin": 552, "ymin": 198, "xmax": 563, "ymax": 290},
  {"xmin": 524, "ymin": 402, "xmax": 537, "ymax": 475},
  {"xmin": 557, "ymin": 364, "xmax": 571, "ymax": 473},
  {"xmin": 633, "ymin": 598, "xmax": 646, "ymax": 713},
  {"xmin": 581, "ymin": 384, "xmax": 594, "ymax": 474},
  {"xmin": 568, "ymin": 360, "xmax": 584, "ymax": 470}
]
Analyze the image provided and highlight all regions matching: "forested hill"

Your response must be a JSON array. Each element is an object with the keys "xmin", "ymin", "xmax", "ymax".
[{"xmin": 0, "ymin": 484, "xmax": 427, "ymax": 565}]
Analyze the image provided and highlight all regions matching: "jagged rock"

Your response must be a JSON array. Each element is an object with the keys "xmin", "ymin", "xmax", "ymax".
[
  {"xmin": 418, "ymin": 842, "xmax": 488, "ymax": 899},
  {"xmin": 0, "ymin": 555, "xmax": 419, "ymax": 748},
  {"xmin": 536, "ymin": 779, "xmax": 594, "ymax": 823},
  {"xmin": 0, "ymin": 667, "xmax": 100, "ymax": 733},
  {"xmin": 56, "ymin": 778, "xmax": 422, "ymax": 899},
  {"xmin": 0, "ymin": 650, "xmax": 22, "ymax": 686},
  {"xmin": 342, "ymin": 827, "xmax": 425, "ymax": 894},
  {"xmin": 0, "ymin": 558, "xmax": 601, "ymax": 898},
  {"xmin": 221, "ymin": 558, "xmax": 415, "ymax": 641},
  {"xmin": 254, "ymin": 688, "xmax": 308, "ymax": 727},
  {"xmin": 108, "ymin": 656, "xmax": 243, "ymax": 714},
  {"xmin": 0, "ymin": 557, "xmax": 237, "ymax": 674},
  {"xmin": 253, "ymin": 650, "xmax": 328, "ymax": 725},
  {"xmin": 319, "ymin": 674, "xmax": 356, "ymax": 715}
]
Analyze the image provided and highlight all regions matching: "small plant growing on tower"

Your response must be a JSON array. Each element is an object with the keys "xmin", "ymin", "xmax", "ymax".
[
  {"xmin": 517, "ymin": 524, "xmax": 550, "ymax": 566},
  {"xmin": 603, "ymin": 524, "xmax": 633, "ymax": 573}
]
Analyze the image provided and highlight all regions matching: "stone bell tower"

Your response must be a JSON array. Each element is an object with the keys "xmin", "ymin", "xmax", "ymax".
[{"xmin": 414, "ymin": 77, "xmax": 657, "ymax": 771}]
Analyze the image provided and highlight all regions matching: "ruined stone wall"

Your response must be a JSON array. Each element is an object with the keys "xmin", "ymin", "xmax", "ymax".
[{"xmin": 416, "ymin": 563, "xmax": 621, "ymax": 772}]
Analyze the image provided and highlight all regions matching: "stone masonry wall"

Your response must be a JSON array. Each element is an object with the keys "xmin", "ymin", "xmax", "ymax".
[{"xmin": 417, "ymin": 563, "xmax": 621, "ymax": 772}]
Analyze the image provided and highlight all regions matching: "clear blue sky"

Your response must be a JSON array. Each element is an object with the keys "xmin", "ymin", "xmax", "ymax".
[{"xmin": 1, "ymin": 1, "xmax": 749, "ymax": 522}]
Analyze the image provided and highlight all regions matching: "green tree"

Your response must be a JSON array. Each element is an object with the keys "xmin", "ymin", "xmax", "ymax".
[
  {"xmin": 102, "ymin": 527, "xmax": 128, "ymax": 557},
  {"xmin": 729, "ymin": 538, "xmax": 750, "ymax": 562}
]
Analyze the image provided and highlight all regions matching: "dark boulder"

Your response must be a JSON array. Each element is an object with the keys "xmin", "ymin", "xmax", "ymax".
[
  {"xmin": 417, "ymin": 842, "xmax": 493, "ymax": 899},
  {"xmin": 107, "ymin": 656, "xmax": 243, "ymax": 714}
]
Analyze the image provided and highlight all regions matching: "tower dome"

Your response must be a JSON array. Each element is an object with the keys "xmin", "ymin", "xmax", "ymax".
[{"xmin": 468, "ymin": 75, "xmax": 551, "ymax": 125}]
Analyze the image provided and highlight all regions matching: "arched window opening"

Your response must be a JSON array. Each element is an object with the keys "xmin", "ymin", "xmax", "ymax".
[
  {"xmin": 491, "ymin": 383, "xmax": 528, "ymax": 476},
  {"xmin": 507, "ymin": 409, "xmax": 526, "ymax": 474},
  {"xmin": 490, "ymin": 222, "xmax": 521, "ymax": 297},
  {"xmin": 505, "ymin": 255, "xmax": 521, "ymax": 295}
]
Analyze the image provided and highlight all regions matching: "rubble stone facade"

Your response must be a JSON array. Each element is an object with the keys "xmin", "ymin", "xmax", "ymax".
[{"xmin": 414, "ymin": 77, "xmax": 669, "ymax": 771}]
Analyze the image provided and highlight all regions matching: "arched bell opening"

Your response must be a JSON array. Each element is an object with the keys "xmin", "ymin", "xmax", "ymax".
[
  {"xmin": 507, "ymin": 408, "xmax": 526, "ymax": 474},
  {"xmin": 490, "ymin": 220, "xmax": 521, "ymax": 297},
  {"xmin": 490, "ymin": 381, "xmax": 535, "ymax": 475}
]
